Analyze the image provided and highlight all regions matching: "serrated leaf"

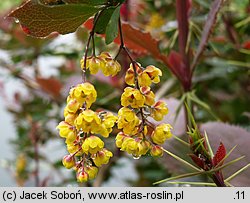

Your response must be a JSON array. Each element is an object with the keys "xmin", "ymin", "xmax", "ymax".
[
  {"xmin": 84, "ymin": 19, "xmax": 170, "ymax": 68},
  {"xmin": 8, "ymin": 0, "xmax": 100, "ymax": 38},
  {"xmin": 95, "ymin": 7, "xmax": 116, "ymax": 34},
  {"xmin": 105, "ymin": 5, "xmax": 121, "ymax": 44},
  {"xmin": 191, "ymin": 0, "xmax": 225, "ymax": 69},
  {"xmin": 213, "ymin": 142, "xmax": 226, "ymax": 167}
]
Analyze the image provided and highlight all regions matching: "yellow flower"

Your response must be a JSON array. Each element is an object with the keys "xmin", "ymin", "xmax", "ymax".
[
  {"xmin": 121, "ymin": 87, "xmax": 145, "ymax": 108},
  {"xmin": 136, "ymin": 140, "xmax": 151, "ymax": 156},
  {"xmin": 117, "ymin": 107, "xmax": 140, "ymax": 135},
  {"xmin": 67, "ymin": 144, "xmax": 82, "ymax": 156},
  {"xmin": 92, "ymin": 148, "xmax": 113, "ymax": 167},
  {"xmin": 97, "ymin": 112, "xmax": 117, "ymax": 138},
  {"xmin": 146, "ymin": 13, "xmax": 165, "ymax": 29},
  {"xmin": 65, "ymin": 98, "xmax": 81, "ymax": 114},
  {"xmin": 74, "ymin": 110, "xmax": 101, "ymax": 133},
  {"xmin": 120, "ymin": 137, "xmax": 137, "ymax": 154},
  {"xmin": 125, "ymin": 63, "xmax": 142, "ymax": 86},
  {"xmin": 120, "ymin": 137, "xmax": 150, "ymax": 157},
  {"xmin": 99, "ymin": 52, "xmax": 121, "ymax": 76},
  {"xmin": 85, "ymin": 166, "xmax": 98, "ymax": 180},
  {"xmin": 16, "ymin": 154, "xmax": 27, "ymax": 173},
  {"xmin": 151, "ymin": 124, "xmax": 172, "ymax": 145},
  {"xmin": 151, "ymin": 100, "xmax": 169, "ymax": 121},
  {"xmin": 138, "ymin": 65, "xmax": 162, "ymax": 87},
  {"xmin": 56, "ymin": 121, "xmax": 76, "ymax": 139},
  {"xmin": 115, "ymin": 132, "xmax": 128, "ymax": 148},
  {"xmin": 81, "ymin": 56, "xmax": 105, "ymax": 75},
  {"xmin": 68, "ymin": 83, "xmax": 97, "ymax": 108},
  {"xmin": 77, "ymin": 170, "xmax": 88, "ymax": 182},
  {"xmin": 150, "ymin": 145, "xmax": 163, "ymax": 157},
  {"xmin": 64, "ymin": 110, "xmax": 77, "ymax": 125},
  {"xmin": 140, "ymin": 86, "xmax": 155, "ymax": 106},
  {"xmin": 62, "ymin": 155, "xmax": 75, "ymax": 169},
  {"xmin": 82, "ymin": 135, "xmax": 104, "ymax": 154}
]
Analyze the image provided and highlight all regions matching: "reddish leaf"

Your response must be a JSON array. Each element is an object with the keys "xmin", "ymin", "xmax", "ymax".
[
  {"xmin": 213, "ymin": 142, "xmax": 226, "ymax": 167},
  {"xmin": 85, "ymin": 19, "xmax": 164, "ymax": 56},
  {"xmin": 191, "ymin": 0, "xmax": 225, "ymax": 69},
  {"xmin": 8, "ymin": 0, "xmax": 99, "ymax": 38},
  {"xmin": 115, "ymin": 23, "xmax": 162, "ymax": 56},
  {"xmin": 36, "ymin": 77, "xmax": 62, "ymax": 98},
  {"xmin": 189, "ymin": 154, "xmax": 205, "ymax": 169},
  {"xmin": 84, "ymin": 19, "xmax": 173, "ymax": 71},
  {"xmin": 84, "ymin": 19, "xmax": 192, "ymax": 84},
  {"xmin": 0, "ymin": 11, "xmax": 57, "ymax": 47},
  {"xmin": 243, "ymin": 40, "xmax": 250, "ymax": 49}
]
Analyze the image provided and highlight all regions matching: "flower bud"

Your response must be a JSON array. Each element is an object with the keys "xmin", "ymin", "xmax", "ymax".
[
  {"xmin": 77, "ymin": 170, "xmax": 88, "ymax": 182},
  {"xmin": 150, "ymin": 145, "xmax": 163, "ymax": 157},
  {"xmin": 62, "ymin": 155, "xmax": 75, "ymax": 169}
]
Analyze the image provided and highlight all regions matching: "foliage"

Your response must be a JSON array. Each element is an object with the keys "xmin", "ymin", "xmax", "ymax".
[{"xmin": 0, "ymin": 0, "xmax": 249, "ymax": 186}]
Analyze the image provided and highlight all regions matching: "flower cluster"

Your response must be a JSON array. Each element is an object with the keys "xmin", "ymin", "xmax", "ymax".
[
  {"xmin": 57, "ymin": 82, "xmax": 117, "ymax": 182},
  {"xmin": 116, "ymin": 63, "xmax": 172, "ymax": 158},
  {"xmin": 80, "ymin": 52, "xmax": 121, "ymax": 77}
]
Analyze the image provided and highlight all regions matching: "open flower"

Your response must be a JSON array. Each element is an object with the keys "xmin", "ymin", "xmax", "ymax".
[
  {"xmin": 121, "ymin": 87, "xmax": 145, "ymax": 108},
  {"xmin": 151, "ymin": 100, "xmax": 169, "ymax": 121},
  {"xmin": 117, "ymin": 107, "xmax": 140, "ymax": 135},
  {"xmin": 92, "ymin": 148, "xmax": 113, "ymax": 167},
  {"xmin": 99, "ymin": 52, "xmax": 121, "ymax": 76},
  {"xmin": 64, "ymin": 110, "xmax": 77, "ymax": 125},
  {"xmin": 65, "ymin": 98, "xmax": 81, "ymax": 114},
  {"xmin": 74, "ymin": 110, "xmax": 101, "ymax": 133},
  {"xmin": 151, "ymin": 124, "xmax": 172, "ymax": 145},
  {"xmin": 140, "ymin": 86, "xmax": 155, "ymax": 106},
  {"xmin": 68, "ymin": 83, "xmax": 97, "ymax": 108},
  {"xmin": 81, "ymin": 56, "xmax": 105, "ymax": 75},
  {"xmin": 138, "ymin": 65, "xmax": 162, "ymax": 87},
  {"xmin": 82, "ymin": 135, "xmax": 104, "ymax": 154},
  {"xmin": 56, "ymin": 121, "xmax": 76, "ymax": 139},
  {"xmin": 97, "ymin": 112, "xmax": 117, "ymax": 138},
  {"xmin": 125, "ymin": 63, "xmax": 142, "ymax": 86},
  {"xmin": 119, "ymin": 137, "xmax": 150, "ymax": 157}
]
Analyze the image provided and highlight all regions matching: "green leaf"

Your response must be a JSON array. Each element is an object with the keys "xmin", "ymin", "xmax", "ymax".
[
  {"xmin": 8, "ymin": 0, "xmax": 100, "ymax": 38},
  {"xmin": 94, "ymin": 7, "xmax": 116, "ymax": 34},
  {"xmin": 225, "ymin": 163, "xmax": 250, "ymax": 182},
  {"xmin": 105, "ymin": 5, "xmax": 121, "ymax": 44},
  {"xmin": 187, "ymin": 91, "xmax": 219, "ymax": 120}
]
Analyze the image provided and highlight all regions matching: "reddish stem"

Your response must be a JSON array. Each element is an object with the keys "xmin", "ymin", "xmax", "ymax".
[{"xmin": 176, "ymin": 0, "xmax": 191, "ymax": 91}]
